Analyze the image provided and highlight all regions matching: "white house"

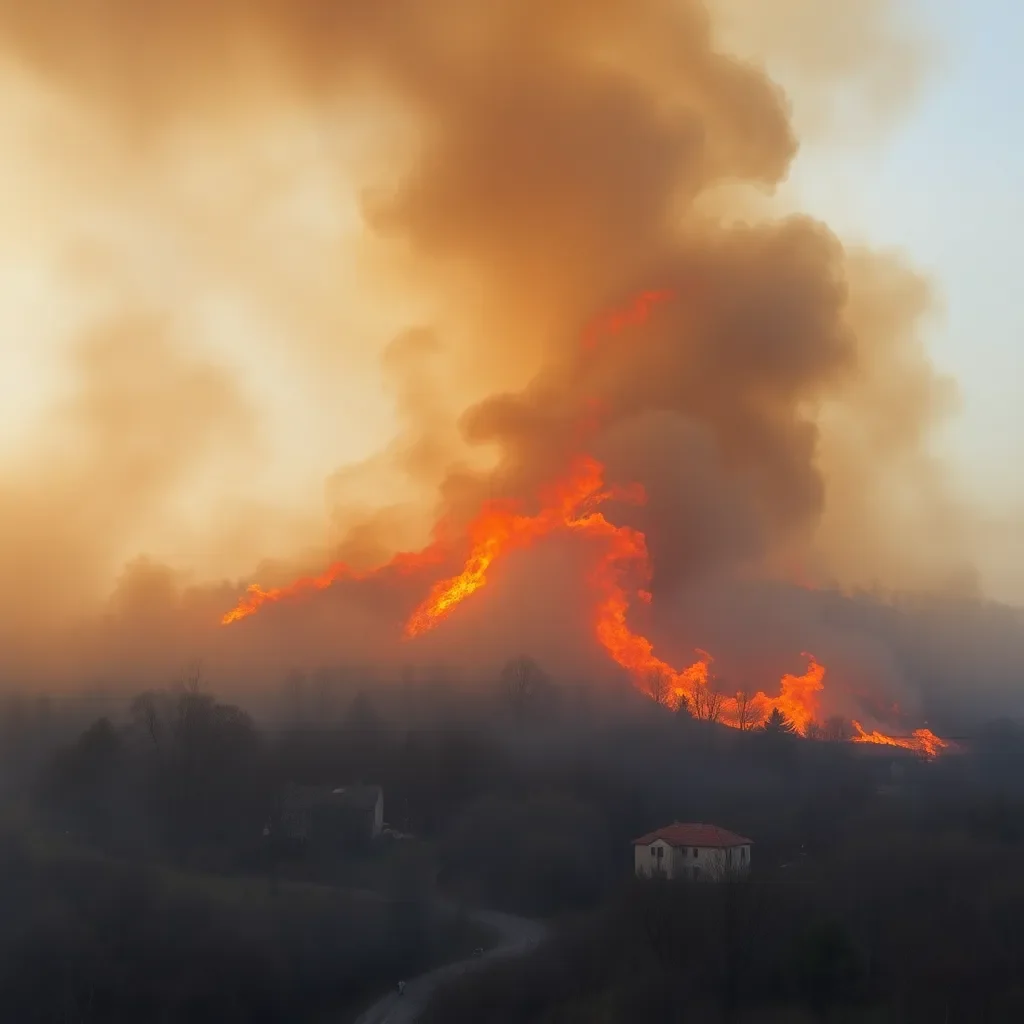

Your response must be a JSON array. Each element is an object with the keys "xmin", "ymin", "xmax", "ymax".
[{"xmin": 633, "ymin": 822, "xmax": 752, "ymax": 881}]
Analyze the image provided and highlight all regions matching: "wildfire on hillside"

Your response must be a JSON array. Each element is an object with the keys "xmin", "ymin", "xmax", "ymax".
[
  {"xmin": 221, "ymin": 289, "xmax": 949, "ymax": 759},
  {"xmin": 851, "ymin": 722, "xmax": 951, "ymax": 759}
]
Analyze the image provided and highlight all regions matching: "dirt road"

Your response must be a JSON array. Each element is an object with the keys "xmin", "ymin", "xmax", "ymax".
[{"xmin": 353, "ymin": 906, "xmax": 545, "ymax": 1024}]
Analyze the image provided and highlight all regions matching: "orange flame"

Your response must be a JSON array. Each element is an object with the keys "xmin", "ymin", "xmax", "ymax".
[
  {"xmin": 222, "ymin": 452, "xmax": 947, "ymax": 754},
  {"xmin": 219, "ymin": 282, "xmax": 949, "ymax": 758},
  {"xmin": 851, "ymin": 721, "xmax": 950, "ymax": 759},
  {"xmin": 768, "ymin": 655, "xmax": 826, "ymax": 735},
  {"xmin": 224, "ymin": 289, "xmax": 662, "ymax": 629},
  {"xmin": 405, "ymin": 455, "xmax": 643, "ymax": 637},
  {"xmin": 220, "ymin": 546, "xmax": 446, "ymax": 625},
  {"xmin": 398, "ymin": 454, "xmax": 827, "ymax": 738},
  {"xmin": 222, "ymin": 562, "xmax": 359, "ymax": 625}
]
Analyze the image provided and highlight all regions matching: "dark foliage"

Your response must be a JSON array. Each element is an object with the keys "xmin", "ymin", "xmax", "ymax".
[
  {"xmin": 0, "ymin": 829, "xmax": 458, "ymax": 1024},
  {"xmin": 6, "ymin": 670, "xmax": 1024, "ymax": 1022}
]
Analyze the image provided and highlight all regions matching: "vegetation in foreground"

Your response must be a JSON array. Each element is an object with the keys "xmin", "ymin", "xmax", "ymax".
[
  {"xmin": 424, "ymin": 832, "xmax": 1024, "ymax": 1023},
  {"xmin": 0, "ymin": 824, "xmax": 485, "ymax": 1023},
  {"xmin": 3, "ymin": 660, "xmax": 1024, "ymax": 1021}
]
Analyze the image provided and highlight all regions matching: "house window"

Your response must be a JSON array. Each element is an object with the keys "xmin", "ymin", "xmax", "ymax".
[
  {"xmin": 656, "ymin": 846, "xmax": 664, "ymax": 859},
  {"xmin": 693, "ymin": 848, "xmax": 698, "ymax": 859},
  {"xmin": 650, "ymin": 847, "xmax": 657, "ymax": 858},
  {"xmin": 741, "ymin": 847, "xmax": 747, "ymax": 862}
]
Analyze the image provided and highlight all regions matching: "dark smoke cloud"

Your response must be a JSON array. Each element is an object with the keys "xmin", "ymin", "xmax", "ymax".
[{"xmin": 0, "ymin": 1, "xmax": 997, "ymax": 711}]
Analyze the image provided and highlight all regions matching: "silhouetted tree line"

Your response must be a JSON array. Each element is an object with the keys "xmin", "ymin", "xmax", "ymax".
[
  {"xmin": 424, "ymin": 828, "xmax": 1024, "ymax": 1023},
  {"xmin": 37, "ymin": 680, "xmax": 269, "ymax": 867},
  {"xmin": 415, "ymin": 702, "xmax": 1024, "ymax": 1022},
  {"xmin": 8, "ymin": 662, "xmax": 1024, "ymax": 1021},
  {"xmin": 0, "ymin": 823, "xmax": 477, "ymax": 1024},
  {"xmin": 28, "ymin": 670, "xmax": 1024, "ymax": 909}
]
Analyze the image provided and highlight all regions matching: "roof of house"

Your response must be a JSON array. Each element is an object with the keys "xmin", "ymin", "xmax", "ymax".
[{"xmin": 632, "ymin": 823, "xmax": 752, "ymax": 848}]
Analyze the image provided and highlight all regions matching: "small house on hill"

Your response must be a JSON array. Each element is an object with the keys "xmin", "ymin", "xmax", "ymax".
[
  {"xmin": 276, "ymin": 784, "xmax": 383, "ymax": 852},
  {"xmin": 633, "ymin": 822, "xmax": 752, "ymax": 881}
]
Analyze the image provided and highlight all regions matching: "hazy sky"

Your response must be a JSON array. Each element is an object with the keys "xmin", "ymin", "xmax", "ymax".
[
  {"xmin": 792, "ymin": 0, "xmax": 1023, "ymax": 511},
  {"xmin": 0, "ymin": 0, "xmax": 1021, "ymax": 614}
]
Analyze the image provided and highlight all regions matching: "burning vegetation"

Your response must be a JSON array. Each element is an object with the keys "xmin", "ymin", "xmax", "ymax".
[
  {"xmin": 0, "ymin": 0, "xmax": 975, "ymax": 753},
  {"xmin": 223, "ymin": 291, "xmax": 949, "ymax": 757},
  {"xmin": 851, "ymin": 721, "xmax": 950, "ymax": 758},
  {"xmin": 0, "ymin": 4, "xmax": 1021, "ymax": 1021}
]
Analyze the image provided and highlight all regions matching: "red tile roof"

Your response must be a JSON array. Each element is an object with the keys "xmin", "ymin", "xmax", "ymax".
[{"xmin": 632, "ymin": 823, "xmax": 752, "ymax": 848}]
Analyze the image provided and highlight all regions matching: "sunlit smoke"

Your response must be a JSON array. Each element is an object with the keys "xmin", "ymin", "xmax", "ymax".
[{"xmin": 0, "ymin": 1, "xmax": 985, "ymax": 722}]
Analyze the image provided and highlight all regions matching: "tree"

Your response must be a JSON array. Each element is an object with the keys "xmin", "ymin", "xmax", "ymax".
[
  {"xmin": 645, "ymin": 668, "xmax": 674, "ymax": 708},
  {"xmin": 498, "ymin": 656, "xmax": 552, "ymax": 720},
  {"xmin": 346, "ymin": 689, "xmax": 381, "ymax": 731},
  {"xmin": 131, "ymin": 691, "xmax": 163, "ymax": 752},
  {"xmin": 128, "ymin": 671, "xmax": 264, "ymax": 857},
  {"xmin": 823, "ymin": 715, "xmax": 852, "ymax": 742},
  {"xmin": 690, "ymin": 681, "xmax": 725, "ymax": 723},
  {"xmin": 794, "ymin": 921, "xmax": 865, "ymax": 1021},
  {"xmin": 734, "ymin": 691, "xmax": 765, "ymax": 732},
  {"xmin": 443, "ymin": 792, "xmax": 609, "ymax": 915},
  {"xmin": 762, "ymin": 707, "xmax": 797, "ymax": 736},
  {"xmin": 40, "ymin": 717, "xmax": 125, "ymax": 842},
  {"xmin": 69, "ymin": 717, "xmax": 122, "ymax": 781}
]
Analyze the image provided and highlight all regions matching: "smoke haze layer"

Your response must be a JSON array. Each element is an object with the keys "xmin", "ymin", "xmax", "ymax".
[{"xmin": 0, "ymin": 2, "xmax": 1002, "ymax": 715}]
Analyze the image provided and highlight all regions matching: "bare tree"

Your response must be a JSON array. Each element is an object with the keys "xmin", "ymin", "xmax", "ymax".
[
  {"xmin": 734, "ymin": 690, "xmax": 765, "ymax": 732},
  {"xmin": 645, "ymin": 668, "xmax": 674, "ymax": 708},
  {"xmin": 174, "ymin": 661, "xmax": 210, "ymax": 754},
  {"xmin": 823, "ymin": 715, "xmax": 852, "ymax": 742},
  {"xmin": 172, "ymin": 663, "xmax": 210, "ymax": 792},
  {"xmin": 131, "ymin": 692, "xmax": 163, "ymax": 753},
  {"xmin": 183, "ymin": 659, "xmax": 203, "ymax": 696},
  {"xmin": 498, "ymin": 656, "xmax": 551, "ymax": 719},
  {"xmin": 690, "ymin": 681, "xmax": 725, "ymax": 723}
]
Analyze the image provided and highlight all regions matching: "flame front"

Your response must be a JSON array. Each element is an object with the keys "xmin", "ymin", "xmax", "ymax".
[
  {"xmin": 398, "ymin": 453, "xmax": 827, "ymax": 737},
  {"xmin": 223, "ymin": 291, "xmax": 668, "ymax": 631},
  {"xmin": 404, "ymin": 456, "xmax": 629, "ymax": 637},
  {"xmin": 851, "ymin": 721, "xmax": 950, "ymax": 759},
  {"xmin": 220, "ymin": 287, "xmax": 948, "ymax": 757},
  {"xmin": 220, "ymin": 546, "xmax": 446, "ymax": 625},
  {"xmin": 221, "ymin": 563, "xmax": 356, "ymax": 625}
]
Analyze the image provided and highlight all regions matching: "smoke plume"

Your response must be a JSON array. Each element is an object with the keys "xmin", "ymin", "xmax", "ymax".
[{"xmin": 0, "ymin": 1, "xmax": 999, "ymax": 715}]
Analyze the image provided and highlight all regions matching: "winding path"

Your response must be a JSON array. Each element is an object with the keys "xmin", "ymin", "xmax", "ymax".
[{"xmin": 354, "ymin": 905, "xmax": 546, "ymax": 1024}]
